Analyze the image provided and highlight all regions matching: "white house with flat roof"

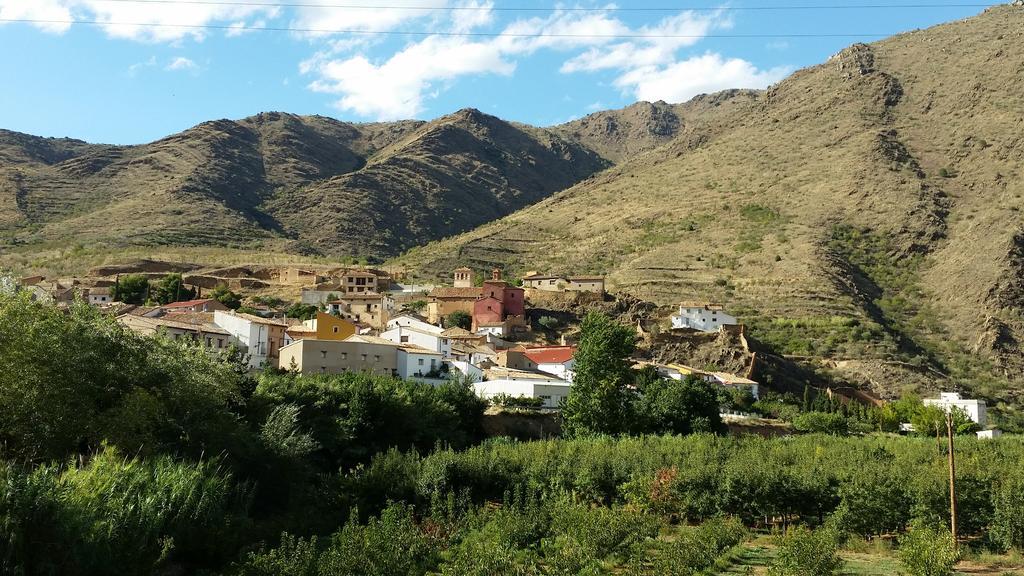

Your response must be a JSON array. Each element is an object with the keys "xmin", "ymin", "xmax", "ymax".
[
  {"xmin": 381, "ymin": 324, "xmax": 451, "ymax": 357},
  {"xmin": 475, "ymin": 368, "xmax": 571, "ymax": 409},
  {"xmin": 396, "ymin": 345, "xmax": 447, "ymax": 382},
  {"xmin": 924, "ymin": 392, "xmax": 988, "ymax": 427},
  {"xmin": 671, "ymin": 302, "xmax": 737, "ymax": 332}
]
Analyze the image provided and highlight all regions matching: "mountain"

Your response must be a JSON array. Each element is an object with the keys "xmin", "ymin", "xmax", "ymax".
[
  {"xmin": 399, "ymin": 6, "xmax": 1024, "ymax": 418},
  {"xmin": 0, "ymin": 108, "xmax": 629, "ymax": 258}
]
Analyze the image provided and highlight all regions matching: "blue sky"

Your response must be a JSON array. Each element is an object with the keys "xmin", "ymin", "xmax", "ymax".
[{"xmin": 0, "ymin": 0, "xmax": 990, "ymax": 144}]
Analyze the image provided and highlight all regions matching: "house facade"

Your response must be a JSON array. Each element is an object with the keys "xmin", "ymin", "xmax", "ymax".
[
  {"xmin": 924, "ymin": 392, "xmax": 988, "ymax": 426},
  {"xmin": 670, "ymin": 302, "xmax": 737, "ymax": 332},
  {"xmin": 396, "ymin": 346, "xmax": 446, "ymax": 381},
  {"xmin": 522, "ymin": 273, "xmax": 605, "ymax": 294},
  {"xmin": 471, "ymin": 269, "xmax": 525, "ymax": 332},
  {"xmin": 522, "ymin": 346, "xmax": 576, "ymax": 382},
  {"xmin": 475, "ymin": 368, "xmax": 571, "ymax": 409},
  {"xmin": 118, "ymin": 314, "xmax": 234, "ymax": 354},
  {"xmin": 380, "ymin": 324, "xmax": 451, "ymax": 357},
  {"xmin": 277, "ymin": 338, "xmax": 399, "ymax": 376},
  {"xmin": 87, "ymin": 287, "xmax": 112, "ymax": 306},
  {"xmin": 327, "ymin": 293, "xmax": 389, "ymax": 329},
  {"xmin": 214, "ymin": 310, "xmax": 288, "ymax": 369}
]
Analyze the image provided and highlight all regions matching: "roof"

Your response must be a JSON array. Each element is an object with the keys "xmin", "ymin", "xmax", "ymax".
[
  {"xmin": 454, "ymin": 266, "xmax": 473, "ymax": 272},
  {"xmin": 477, "ymin": 321, "xmax": 506, "ymax": 327},
  {"xmin": 390, "ymin": 325, "xmax": 441, "ymax": 338},
  {"xmin": 398, "ymin": 344, "xmax": 443, "ymax": 355},
  {"xmin": 678, "ymin": 302, "xmax": 725, "ymax": 311},
  {"xmin": 712, "ymin": 372, "xmax": 758, "ymax": 386},
  {"xmin": 89, "ymin": 287, "xmax": 112, "ymax": 296},
  {"xmin": 163, "ymin": 312, "xmax": 216, "ymax": 325},
  {"xmin": 339, "ymin": 292, "xmax": 383, "ymax": 301},
  {"xmin": 441, "ymin": 327, "xmax": 476, "ymax": 338},
  {"xmin": 162, "ymin": 298, "xmax": 220, "ymax": 309},
  {"xmin": 523, "ymin": 273, "xmax": 560, "ymax": 280},
  {"xmin": 221, "ymin": 310, "xmax": 289, "ymax": 327},
  {"xmin": 523, "ymin": 346, "xmax": 575, "ymax": 365},
  {"xmin": 665, "ymin": 363, "xmax": 705, "ymax": 375},
  {"xmin": 119, "ymin": 314, "xmax": 230, "ymax": 336},
  {"xmin": 344, "ymin": 334, "xmax": 401, "ymax": 346},
  {"xmin": 568, "ymin": 276, "xmax": 604, "ymax": 282},
  {"xmin": 429, "ymin": 287, "xmax": 483, "ymax": 299},
  {"xmin": 483, "ymin": 367, "xmax": 566, "ymax": 382}
]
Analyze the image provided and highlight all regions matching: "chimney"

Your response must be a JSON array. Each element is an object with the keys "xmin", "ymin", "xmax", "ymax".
[{"xmin": 492, "ymin": 268, "xmax": 501, "ymax": 281}]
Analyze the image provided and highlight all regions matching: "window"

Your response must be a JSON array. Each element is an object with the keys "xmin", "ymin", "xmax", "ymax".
[
  {"xmin": 217, "ymin": 338, "xmax": 223, "ymax": 348},
  {"xmin": 321, "ymin": 350, "xmax": 328, "ymax": 359},
  {"xmin": 418, "ymin": 358, "xmax": 424, "ymax": 366},
  {"xmin": 333, "ymin": 326, "xmax": 339, "ymax": 333},
  {"xmin": 361, "ymin": 354, "xmax": 367, "ymax": 361},
  {"xmin": 205, "ymin": 337, "xmax": 212, "ymax": 347},
  {"xmin": 400, "ymin": 336, "xmax": 409, "ymax": 343},
  {"xmin": 374, "ymin": 355, "xmax": 380, "ymax": 362},
  {"xmin": 321, "ymin": 366, "xmax": 326, "ymax": 373},
  {"xmin": 341, "ymin": 353, "xmax": 348, "ymax": 360}
]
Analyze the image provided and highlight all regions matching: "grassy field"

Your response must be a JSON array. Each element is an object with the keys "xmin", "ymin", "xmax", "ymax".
[{"xmin": 715, "ymin": 537, "xmax": 1024, "ymax": 576}]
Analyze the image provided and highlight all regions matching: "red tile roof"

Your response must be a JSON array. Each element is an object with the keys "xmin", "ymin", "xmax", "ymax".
[{"xmin": 522, "ymin": 346, "xmax": 575, "ymax": 365}]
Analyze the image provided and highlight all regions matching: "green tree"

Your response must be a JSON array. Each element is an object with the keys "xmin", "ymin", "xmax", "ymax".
[
  {"xmin": 768, "ymin": 526, "xmax": 842, "ymax": 576},
  {"xmin": 636, "ymin": 374, "xmax": 725, "ymax": 435},
  {"xmin": 286, "ymin": 303, "xmax": 320, "ymax": 321},
  {"xmin": 402, "ymin": 300, "xmax": 428, "ymax": 315},
  {"xmin": 792, "ymin": 412, "xmax": 849, "ymax": 436},
  {"xmin": 210, "ymin": 283, "xmax": 242, "ymax": 310},
  {"xmin": 538, "ymin": 316, "xmax": 560, "ymax": 330},
  {"xmin": 561, "ymin": 312, "xmax": 637, "ymax": 436},
  {"xmin": 151, "ymin": 273, "xmax": 196, "ymax": 305},
  {"xmin": 113, "ymin": 273, "xmax": 149, "ymax": 305},
  {"xmin": 898, "ymin": 521, "xmax": 958, "ymax": 576},
  {"xmin": 446, "ymin": 310, "xmax": 472, "ymax": 330}
]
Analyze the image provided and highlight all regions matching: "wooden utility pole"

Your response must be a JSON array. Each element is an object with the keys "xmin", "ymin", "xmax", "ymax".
[{"xmin": 946, "ymin": 411, "xmax": 958, "ymax": 547}]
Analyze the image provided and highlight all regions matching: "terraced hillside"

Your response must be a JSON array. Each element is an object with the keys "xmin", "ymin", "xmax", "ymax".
[{"xmin": 399, "ymin": 6, "xmax": 1024, "ymax": 416}]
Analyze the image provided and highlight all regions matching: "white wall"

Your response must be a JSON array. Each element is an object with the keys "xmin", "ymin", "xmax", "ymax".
[
  {"xmin": 386, "ymin": 316, "xmax": 443, "ymax": 334},
  {"xmin": 536, "ymin": 360, "xmax": 575, "ymax": 383},
  {"xmin": 671, "ymin": 307, "xmax": 737, "ymax": 332},
  {"xmin": 214, "ymin": 311, "xmax": 266, "ymax": 369},
  {"xmin": 381, "ymin": 326, "xmax": 450, "ymax": 357},
  {"xmin": 397, "ymin": 349, "xmax": 444, "ymax": 380},
  {"xmin": 924, "ymin": 394, "xmax": 988, "ymax": 427},
  {"xmin": 474, "ymin": 378, "xmax": 571, "ymax": 409}
]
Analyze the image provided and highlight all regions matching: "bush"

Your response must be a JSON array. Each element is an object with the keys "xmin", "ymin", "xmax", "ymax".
[
  {"xmin": 792, "ymin": 412, "xmax": 849, "ymax": 436},
  {"xmin": 538, "ymin": 316, "xmax": 560, "ymax": 330},
  {"xmin": 991, "ymin": 473, "xmax": 1024, "ymax": 551},
  {"xmin": 446, "ymin": 311, "xmax": 472, "ymax": 330},
  {"xmin": 898, "ymin": 521, "xmax": 958, "ymax": 576},
  {"xmin": 768, "ymin": 526, "xmax": 842, "ymax": 576}
]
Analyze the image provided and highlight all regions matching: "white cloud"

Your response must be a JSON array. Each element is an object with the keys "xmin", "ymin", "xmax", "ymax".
[
  {"xmin": 166, "ymin": 56, "xmax": 198, "ymax": 71},
  {"xmin": 0, "ymin": 0, "xmax": 280, "ymax": 41},
  {"xmin": 615, "ymin": 53, "xmax": 791, "ymax": 103},
  {"xmin": 0, "ymin": 0, "xmax": 73, "ymax": 33},
  {"xmin": 291, "ymin": 0, "xmax": 448, "ymax": 37},
  {"xmin": 308, "ymin": 35, "xmax": 514, "ymax": 119},
  {"xmin": 127, "ymin": 55, "xmax": 157, "ymax": 77}
]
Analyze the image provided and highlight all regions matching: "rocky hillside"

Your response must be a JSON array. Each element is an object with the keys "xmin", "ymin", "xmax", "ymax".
[{"xmin": 399, "ymin": 6, "xmax": 1024, "ymax": 421}]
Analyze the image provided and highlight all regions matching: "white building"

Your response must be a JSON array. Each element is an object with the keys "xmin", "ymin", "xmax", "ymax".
[
  {"xmin": 386, "ymin": 314, "xmax": 443, "ymax": 334},
  {"xmin": 522, "ymin": 346, "xmax": 576, "ymax": 383},
  {"xmin": 381, "ymin": 324, "xmax": 452, "ymax": 357},
  {"xmin": 87, "ymin": 287, "xmax": 112, "ymax": 306},
  {"xmin": 214, "ymin": 310, "xmax": 286, "ymax": 369},
  {"xmin": 670, "ymin": 302, "xmax": 737, "ymax": 332},
  {"xmin": 924, "ymin": 392, "xmax": 988, "ymax": 427},
  {"xmin": 476, "ymin": 368, "xmax": 571, "ymax": 409},
  {"xmin": 396, "ymin": 345, "xmax": 447, "ymax": 382}
]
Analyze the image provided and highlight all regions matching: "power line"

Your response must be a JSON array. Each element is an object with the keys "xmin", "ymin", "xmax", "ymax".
[
  {"xmin": 0, "ymin": 18, "xmax": 909, "ymax": 37},
  {"xmin": 79, "ymin": 0, "xmax": 1000, "ymax": 11}
]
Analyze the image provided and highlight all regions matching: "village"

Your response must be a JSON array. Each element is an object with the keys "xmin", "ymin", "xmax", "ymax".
[{"xmin": 7, "ymin": 263, "xmax": 995, "ymax": 437}]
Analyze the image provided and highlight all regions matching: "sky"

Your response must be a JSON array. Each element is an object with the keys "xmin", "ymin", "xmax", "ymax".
[{"xmin": 0, "ymin": 0, "xmax": 993, "ymax": 144}]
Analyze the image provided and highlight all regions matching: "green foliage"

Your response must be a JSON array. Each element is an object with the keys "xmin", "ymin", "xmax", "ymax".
[
  {"xmin": 211, "ymin": 283, "xmax": 243, "ymax": 309},
  {"xmin": 538, "ymin": 315, "xmax": 560, "ymax": 330},
  {"xmin": 897, "ymin": 521, "xmax": 958, "ymax": 576},
  {"xmin": 561, "ymin": 312, "xmax": 637, "ymax": 436},
  {"xmin": 446, "ymin": 310, "xmax": 472, "ymax": 330},
  {"xmin": 0, "ymin": 446, "xmax": 244, "ymax": 575},
  {"xmin": 635, "ymin": 375, "xmax": 725, "ymax": 435},
  {"xmin": 490, "ymin": 394, "xmax": 545, "ymax": 409},
  {"xmin": 991, "ymin": 472, "xmax": 1024, "ymax": 551},
  {"xmin": 768, "ymin": 526, "xmax": 842, "ymax": 576},
  {"xmin": 403, "ymin": 300, "xmax": 428, "ymax": 314},
  {"xmin": 285, "ymin": 303, "xmax": 320, "ymax": 321},
  {"xmin": 113, "ymin": 273, "xmax": 149, "ymax": 304},
  {"xmin": 643, "ymin": 516, "xmax": 746, "ymax": 575},
  {"xmin": 0, "ymin": 293, "xmax": 245, "ymax": 461},
  {"xmin": 792, "ymin": 412, "xmax": 849, "ymax": 436},
  {"xmin": 150, "ymin": 273, "xmax": 197, "ymax": 305}
]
